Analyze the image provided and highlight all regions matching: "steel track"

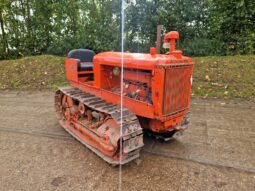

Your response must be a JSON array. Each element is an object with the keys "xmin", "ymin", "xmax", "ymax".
[{"xmin": 55, "ymin": 87, "xmax": 144, "ymax": 165}]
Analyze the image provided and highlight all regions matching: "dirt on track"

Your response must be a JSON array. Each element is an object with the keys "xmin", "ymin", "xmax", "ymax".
[{"xmin": 0, "ymin": 91, "xmax": 254, "ymax": 191}]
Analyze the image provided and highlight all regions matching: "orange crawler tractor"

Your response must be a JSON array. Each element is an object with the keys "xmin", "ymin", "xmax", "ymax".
[{"xmin": 55, "ymin": 31, "xmax": 194, "ymax": 165}]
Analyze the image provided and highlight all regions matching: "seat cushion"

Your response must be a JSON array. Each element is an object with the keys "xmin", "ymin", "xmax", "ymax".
[{"xmin": 78, "ymin": 62, "xmax": 93, "ymax": 71}]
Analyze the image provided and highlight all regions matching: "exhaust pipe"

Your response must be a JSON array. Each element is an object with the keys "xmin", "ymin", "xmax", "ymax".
[{"xmin": 156, "ymin": 25, "xmax": 162, "ymax": 54}]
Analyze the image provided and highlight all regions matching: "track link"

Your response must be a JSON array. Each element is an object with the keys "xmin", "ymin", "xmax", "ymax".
[{"xmin": 55, "ymin": 87, "xmax": 144, "ymax": 165}]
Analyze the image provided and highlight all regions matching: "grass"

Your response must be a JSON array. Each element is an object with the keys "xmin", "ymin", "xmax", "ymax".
[
  {"xmin": 0, "ymin": 54, "xmax": 254, "ymax": 99},
  {"xmin": 0, "ymin": 55, "xmax": 67, "ymax": 90},
  {"xmin": 192, "ymin": 55, "xmax": 255, "ymax": 99}
]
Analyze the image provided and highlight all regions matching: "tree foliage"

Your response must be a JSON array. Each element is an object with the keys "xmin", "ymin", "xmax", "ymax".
[
  {"xmin": 210, "ymin": 0, "xmax": 255, "ymax": 54},
  {"xmin": 0, "ymin": 0, "xmax": 254, "ymax": 60}
]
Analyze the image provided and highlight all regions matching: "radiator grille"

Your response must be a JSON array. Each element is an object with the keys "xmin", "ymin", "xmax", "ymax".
[{"xmin": 163, "ymin": 64, "xmax": 193, "ymax": 115}]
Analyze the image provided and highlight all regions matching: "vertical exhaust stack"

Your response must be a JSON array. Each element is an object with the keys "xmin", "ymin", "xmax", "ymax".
[{"xmin": 156, "ymin": 25, "xmax": 162, "ymax": 54}]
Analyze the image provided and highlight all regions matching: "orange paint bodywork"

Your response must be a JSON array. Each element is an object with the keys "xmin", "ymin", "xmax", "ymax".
[{"xmin": 65, "ymin": 42, "xmax": 194, "ymax": 133}]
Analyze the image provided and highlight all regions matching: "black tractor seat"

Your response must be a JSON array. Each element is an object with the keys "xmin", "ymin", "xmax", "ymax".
[{"xmin": 67, "ymin": 49, "xmax": 95, "ymax": 71}]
